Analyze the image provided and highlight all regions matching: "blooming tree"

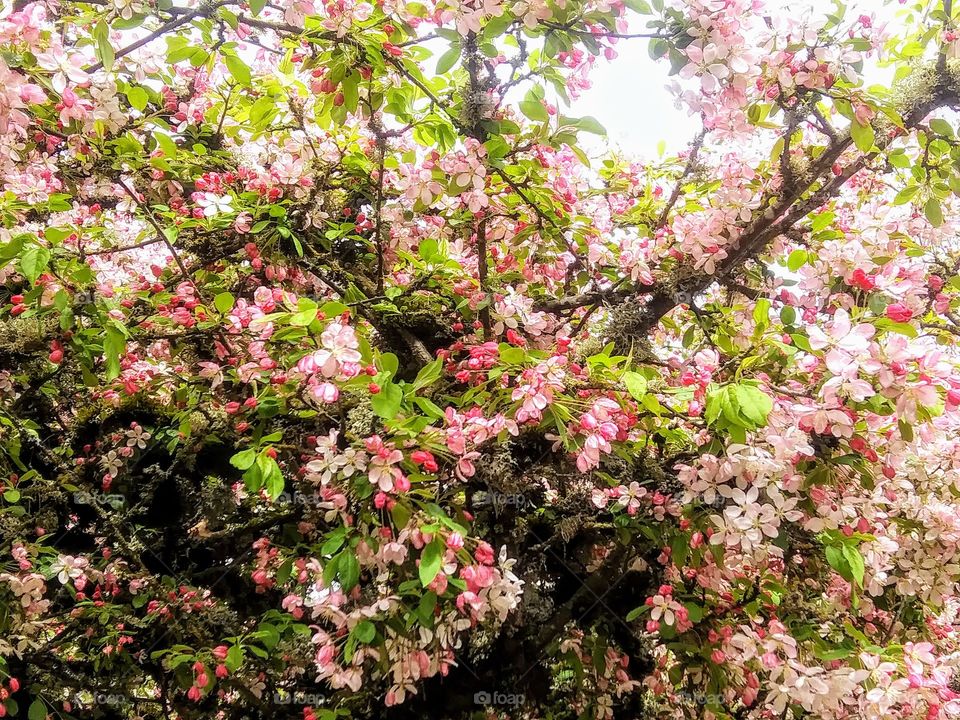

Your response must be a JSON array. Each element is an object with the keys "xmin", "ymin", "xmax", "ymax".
[{"xmin": 3, "ymin": 0, "xmax": 960, "ymax": 717}]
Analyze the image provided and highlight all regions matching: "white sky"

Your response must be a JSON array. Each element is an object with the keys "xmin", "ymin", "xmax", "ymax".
[
  {"xmin": 569, "ymin": 0, "xmax": 901, "ymax": 156},
  {"xmin": 569, "ymin": 40, "xmax": 700, "ymax": 154}
]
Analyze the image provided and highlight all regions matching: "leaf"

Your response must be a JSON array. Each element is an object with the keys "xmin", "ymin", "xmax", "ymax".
[
  {"xmin": 930, "ymin": 117, "xmax": 954, "ymax": 137},
  {"xmin": 683, "ymin": 602, "xmax": 704, "ymax": 623},
  {"xmin": 28, "ymin": 698, "xmax": 46, "ymax": 720},
  {"xmin": 825, "ymin": 544, "xmax": 846, "ymax": 575},
  {"xmin": 572, "ymin": 116, "xmax": 605, "ymax": 135},
  {"xmin": 370, "ymin": 381, "xmax": 403, "ymax": 420},
  {"xmin": 224, "ymin": 54, "xmax": 252, "ymax": 85},
  {"xmin": 230, "ymin": 448, "xmax": 257, "ymax": 470},
  {"xmin": 418, "ymin": 539, "xmax": 443, "ymax": 586},
  {"xmin": 842, "ymin": 545, "xmax": 865, "ymax": 587},
  {"xmin": 261, "ymin": 457, "xmax": 285, "ymax": 500},
  {"xmin": 338, "ymin": 551, "xmax": 360, "ymax": 591},
  {"xmin": 790, "ymin": 333, "xmax": 813, "ymax": 352},
  {"xmin": 893, "ymin": 185, "xmax": 920, "ymax": 205},
  {"xmin": 625, "ymin": 606, "xmax": 645, "ymax": 622},
  {"xmin": 519, "ymin": 100, "xmax": 548, "ymax": 122},
  {"xmin": 354, "ymin": 620, "xmax": 376, "ymax": 643},
  {"xmin": 413, "ymin": 396, "xmax": 445, "ymax": 420},
  {"xmin": 786, "ymin": 249, "xmax": 807, "ymax": 272},
  {"xmin": 94, "ymin": 20, "xmax": 114, "ymax": 71},
  {"xmin": 924, "ymin": 197, "xmax": 944, "ymax": 227},
  {"xmin": 417, "ymin": 591, "xmax": 437, "ymax": 625},
  {"xmin": 127, "ymin": 86, "xmax": 149, "ymax": 111},
  {"xmin": 378, "ymin": 353, "xmax": 400, "ymax": 377},
  {"xmin": 500, "ymin": 345, "xmax": 526, "ymax": 364},
  {"xmin": 19, "ymin": 245, "xmax": 50, "ymax": 285},
  {"xmin": 154, "ymin": 131, "xmax": 178, "ymax": 156},
  {"xmin": 753, "ymin": 298, "xmax": 771, "ymax": 328},
  {"xmin": 622, "ymin": 371, "xmax": 648, "ymax": 401},
  {"xmin": 734, "ymin": 384, "xmax": 773, "ymax": 428},
  {"xmin": 103, "ymin": 325, "xmax": 126, "ymax": 381},
  {"xmin": 214, "ymin": 292, "xmax": 235, "ymax": 313},
  {"xmin": 850, "ymin": 120, "xmax": 875, "ymax": 152},
  {"xmin": 411, "ymin": 358, "xmax": 443, "ymax": 392},
  {"xmin": 436, "ymin": 46, "xmax": 461, "ymax": 74},
  {"xmin": 418, "ymin": 237, "xmax": 439, "ymax": 261},
  {"xmin": 225, "ymin": 645, "xmax": 244, "ymax": 672},
  {"xmin": 290, "ymin": 307, "xmax": 318, "ymax": 326},
  {"xmin": 899, "ymin": 419, "xmax": 914, "ymax": 442},
  {"xmin": 256, "ymin": 623, "xmax": 280, "ymax": 650},
  {"xmin": 248, "ymin": 0, "xmax": 267, "ymax": 14}
]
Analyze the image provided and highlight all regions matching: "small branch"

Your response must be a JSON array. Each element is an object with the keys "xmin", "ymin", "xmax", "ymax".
[
  {"xmin": 84, "ymin": 1, "xmax": 229, "ymax": 73},
  {"xmin": 538, "ymin": 21, "xmax": 669, "ymax": 39},
  {"xmin": 371, "ymin": 132, "xmax": 388, "ymax": 295},
  {"xmin": 654, "ymin": 126, "xmax": 707, "ymax": 229},
  {"xmin": 940, "ymin": 0, "xmax": 954, "ymax": 74}
]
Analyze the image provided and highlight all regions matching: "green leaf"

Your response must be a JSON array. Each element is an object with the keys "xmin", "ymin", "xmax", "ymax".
[
  {"xmin": 930, "ymin": 117, "xmax": 954, "ymax": 137},
  {"xmin": 413, "ymin": 396, "xmax": 445, "ymax": 420},
  {"xmin": 790, "ymin": 333, "xmax": 813, "ymax": 352},
  {"xmin": 224, "ymin": 54, "xmax": 252, "ymax": 85},
  {"xmin": 225, "ymin": 645, "xmax": 244, "ymax": 672},
  {"xmin": 28, "ymin": 698, "xmax": 46, "ymax": 720},
  {"xmin": 354, "ymin": 620, "xmax": 376, "ymax": 643},
  {"xmin": 127, "ymin": 86, "xmax": 149, "ymax": 111},
  {"xmin": 94, "ymin": 20, "xmax": 114, "ymax": 71},
  {"xmin": 924, "ymin": 197, "xmax": 944, "ymax": 227},
  {"xmin": 418, "ymin": 237, "xmax": 439, "ymax": 261},
  {"xmin": 214, "ymin": 292, "xmax": 235, "ymax": 313},
  {"xmin": 230, "ymin": 448, "xmax": 257, "ymax": 470},
  {"xmin": 435, "ymin": 46, "xmax": 461, "ymax": 74},
  {"xmin": 103, "ymin": 325, "xmax": 126, "ymax": 381},
  {"xmin": 290, "ymin": 307, "xmax": 318, "ymax": 326},
  {"xmin": 899, "ymin": 419, "xmax": 914, "ymax": 442},
  {"xmin": 842, "ymin": 545, "xmax": 865, "ymax": 587},
  {"xmin": 378, "ymin": 353, "xmax": 400, "ymax": 377},
  {"xmin": 572, "ymin": 115, "xmax": 605, "ymax": 135},
  {"xmin": 825, "ymin": 544, "xmax": 846, "ymax": 575},
  {"xmin": 734, "ymin": 384, "xmax": 773, "ymax": 428},
  {"xmin": 683, "ymin": 602, "xmax": 704, "ymax": 623},
  {"xmin": 622, "ymin": 371, "xmax": 648, "ymax": 401},
  {"xmin": 519, "ymin": 100, "xmax": 548, "ymax": 122},
  {"xmin": 338, "ymin": 551, "xmax": 360, "ymax": 591},
  {"xmin": 786, "ymin": 249, "xmax": 807, "ymax": 272},
  {"xmin": 753, "ymin": 298, "xmax": 771, "ymax": 328},
  {"xmin": 850, "ymin": 120, "xmax": 875, "ymax": 152},
  {"xmin": 371, "ymin": 381, "xmax": 403, "ymax": 420},
  {"xmin": 418, "ymin": 539, "xmax": 443, "ymax": 587},
  {"xmin": 500, "ymin": 345, "xmax": 526, "ymax": 365},
  {"xmin": 248, "ymin": 0, "xmax": 267, "ymax": 14},
  {"xmin": 262, "ymin": 457, "xmax": 284, "ymax": 500},
  {"xmin": 411, "ymin": 358, "xmax": 443, "ymax": 392},
  {"xmin": 893, "ymin": 185, "xmax": 920, "ymax": 205},
  {"xmin": 19, "ymin": 245, "xmax": 50, "ymax": 285}
]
